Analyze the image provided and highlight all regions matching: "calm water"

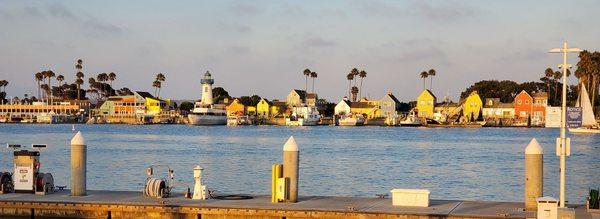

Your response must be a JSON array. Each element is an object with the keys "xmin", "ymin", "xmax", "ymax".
[{"xmin": 0, "ymin": 124, "xmax": 598, "ymax": 203}]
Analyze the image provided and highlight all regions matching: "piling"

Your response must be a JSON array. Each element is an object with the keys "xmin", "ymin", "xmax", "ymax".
[
  {"xmin": 283, "ymin": 136, "xmax": 299, "ymax": 202},
  {"xmin": 525, "ymin": 138, "xmax": 543, "ymax": 211},
  {"xmin": 71, "ymin": 131, "xmax": 87, "ymax": 196}
]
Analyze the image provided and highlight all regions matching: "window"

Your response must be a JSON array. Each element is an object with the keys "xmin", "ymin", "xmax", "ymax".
[
  {"xmin": 518, "ymin": 100, "xmax": 522, "ymax": 105},
  {"xmin": 525, "ymin": 100, "xmax": 529, "ymax": 104}
]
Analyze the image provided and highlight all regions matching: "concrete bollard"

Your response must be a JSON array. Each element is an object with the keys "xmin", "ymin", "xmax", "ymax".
[
  {"xmin": 71, "ymin": 131, "xmax": 87, "ymax": 196},
  {"xmin": 525, "ymin": 138, "xmax": 543, "ymax": 211},
  {"xmin": 283, "ymin": 136, "xmax": 299, "ymax": 202}
]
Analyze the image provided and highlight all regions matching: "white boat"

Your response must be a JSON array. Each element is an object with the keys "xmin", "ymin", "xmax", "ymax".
[
  {"xmin": 400, "ymin": 110, "xmax": 423, "ymax": 127},
  {"xmin": 286, "ymin": 106, "xmax": 321, "ymax": 126},
  {"xmin": 188, "ymin": 105, "xmax": 227, "ymax": 126},
  {"xmin": 569, "ymin": 83, "xmax": 600, "ymax": 134},
  {"xmin": 188, "ymin": 71, "xmax": 227, "ymax": 126},
  {"xmin": 338, "ymin": 114, "xmax": 364, "ymax": 126}
]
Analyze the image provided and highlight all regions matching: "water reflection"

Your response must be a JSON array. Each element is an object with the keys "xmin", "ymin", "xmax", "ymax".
[{"xmin": 0, "ymin": 124, "xmax": 597, "ymax": 203}]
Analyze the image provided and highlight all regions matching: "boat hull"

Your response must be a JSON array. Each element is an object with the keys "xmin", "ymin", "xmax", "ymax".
[
  {"xmin": 569, "ymin": 127, "xmax": 600, "ymax": 134},
  {"xmin": 188, "ymin": 114, "xmax": 226, "ymax": 125},
  {"xmin": 338, "ymin": 118, "xmax": 364, "ymax": 126},
  {"xmin": 286, "ymin": 118, "xmax": 319, "ymax": 126}
]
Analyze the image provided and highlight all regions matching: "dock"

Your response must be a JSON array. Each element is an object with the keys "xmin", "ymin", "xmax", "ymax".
[{"xmin": 0, "ymin": 190, "xmax": 596, "ymax": 218}]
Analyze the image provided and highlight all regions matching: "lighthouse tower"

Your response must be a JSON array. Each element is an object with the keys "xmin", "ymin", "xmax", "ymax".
[{"xmin": 200, "ymin": 71, "xmax": 214, "ymax": 105}]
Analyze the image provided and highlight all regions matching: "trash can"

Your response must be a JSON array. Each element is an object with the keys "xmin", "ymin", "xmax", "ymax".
[{"xmin": 536, "ymin": 196, "xmax": 558, "ymax": 219}]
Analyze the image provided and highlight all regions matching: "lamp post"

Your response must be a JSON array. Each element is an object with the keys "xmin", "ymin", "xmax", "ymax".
[{"xmin": 548, "ymin": 41, "xmax": 582, "ymax": 208}]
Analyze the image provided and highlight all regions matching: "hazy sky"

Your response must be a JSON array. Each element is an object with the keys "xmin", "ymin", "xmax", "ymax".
[{"xmin": 0, "ymin": 1, "xmax": 598, "ymax": 102}]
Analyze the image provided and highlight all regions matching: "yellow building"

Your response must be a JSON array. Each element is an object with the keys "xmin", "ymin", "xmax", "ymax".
[
  {"xmin": 246, "ymin": 106, "xmax": 257, "ymax": 116},
  {"xmin": 257, "ymin": 99, "xmax": 269, "ymax": 117},
  {"xmin": 269, "ymin": 101, "xmax": 287, "ymax": 117},
  {"xmin": 416, "ymin": 89, "xmax": 436, "ymax": 118},
  {"xmin": 226, "ymin": 99, "xmax": 245, "ymax": 116},
  {"xmin": 350, "ymin": 98, "xmax": 381, "ymax": 119},
  {"xmin": 462, "ymin": 91, "xmax": 483, "ymax": 119}
]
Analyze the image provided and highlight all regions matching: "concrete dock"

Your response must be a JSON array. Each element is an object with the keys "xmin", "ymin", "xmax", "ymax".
[{"xmin": 0, "ymin": 190, "xmax": 597, "ymax": 218}]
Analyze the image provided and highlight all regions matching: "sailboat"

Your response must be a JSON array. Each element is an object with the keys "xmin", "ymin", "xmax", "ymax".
[{"xmin": 569, "ymin": 83, "xmax": 600, "ymax": 134}]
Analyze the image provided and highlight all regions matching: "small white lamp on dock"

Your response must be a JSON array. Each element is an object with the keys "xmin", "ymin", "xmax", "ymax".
[{"xmin": 192, "ymin": 165, "xmax": 207, "ymax": 200}]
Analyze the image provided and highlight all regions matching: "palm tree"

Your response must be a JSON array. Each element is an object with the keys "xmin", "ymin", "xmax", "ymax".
[
  {"xmin": 351, "ymin": 68, "xmax": 359, "ymax": 86},
  {"xmin": 0, "ymin": 80, "xmax": 7, "ymax": 92},
  {"xmin": 35, "ymin": 72, "xmax": 43, "ymax": 99},
  {"xmin": 420, "ymin": 71, "xmax": 429, "ymax": 90},
  {"xmin": 56, "ymin": 75, "xmax": 64, "ymax": 99},
  {"xmin": 108, "ymin": 72, "xmax": 116, "ymax": 87},
  {"xmin": 303, "ymin": 69, "xmax": 311, "ymax": 92},
  {"xmin": 46, "ymin": 70, "xmax": 55, "ymax": 103},
  {"xmin": 428, "ymin": 69, "xmax": 436, "ymax": 90},
  {"xmin": 155, "ymin": 73, "xmax": 166, "ymax": 98},
  {"xmin": 152, "ymin": 80, "xmax": 161, "ymax": 97},
  {"xmin": 309, "ymin": 71, "xmax": 318, "ymax": 93},
  {"xmin": 351, "ymin": 86, "xmax": 359, "ymax": 102},
  {"xmin": 358, "ymin": 70, "xmax": 367, "ymax": 99},
  {"xmin": 346, "ymin": 73, "xmax": 354, "ymax": 99},
  {"xmin": 544, "ymin": 68, "xmax": 554, "ymax": 99}
]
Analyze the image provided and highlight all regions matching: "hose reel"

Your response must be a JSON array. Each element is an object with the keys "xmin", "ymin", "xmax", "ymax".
[
  {"xmin": 35, "ymin": 173, "xmax": 54, "ymax": 195},
  {"xmin": 143, "ymin": 165, "xmax": 173, "ymax": 198}
]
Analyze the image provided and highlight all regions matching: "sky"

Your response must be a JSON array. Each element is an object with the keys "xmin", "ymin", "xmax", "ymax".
[{"xmin": 0, "ymin": 0, "xmax": 599, "ymax": 102}]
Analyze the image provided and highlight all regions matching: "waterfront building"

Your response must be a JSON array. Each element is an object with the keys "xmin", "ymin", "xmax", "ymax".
[
  {"xmin": 416, "ymin": 89, "xmax": 436, "ymax": 118},
  {"xmin": 94, "ymin": 91, "xmax": 170, "ymax": 124},
  {"xmin": 462, "ymin": 91, "xmax": 483, "ymax": 120},
  {"xmin": 286, "ymin": 89, "xmax": 307, "ymax": 107},
  {"xmin": 256, "ymin": 98, "xmax": 269, "ymax": 117},
  {"xmin": 380, "ymin": 92, "xmax": 401, "ymax": 119},
  {"xmin": 246, "ymin": 106, "xmax": 257, "ymax": 116},
  {"xmin": 226, "ymin": 99, "xmax": 245, "ymax": 116},
  {"xmin": 350, "ymin": 98, "xmax": 381, "ymax": 119},
  {"xmin": 0, "ymin": 100, "xmax": 88, "ymax": 123},
  {"xmin": 270, "ymin": 101, "xmax": 288, "ymax": 117},
  {"xmin": 306, "ymin": 93, "xmax": 318, "ymax": 107},
  {"xmin": 514, "ymin": 90, "xmax": 533, "ymax": 119},
  {"xmin": 334, "ymin": 97, "xmax": 351, "ymax": 115},
  {"xmin": 433, "ymin": 102, "xmax": 459, "ymax": 122},
  {"xmin": 532, "ymin": 92, "xmax": 548, "ymax": 122},
  {"xmin": 482, "ymin": 98, "xmax": 515, "ymax": 119}
]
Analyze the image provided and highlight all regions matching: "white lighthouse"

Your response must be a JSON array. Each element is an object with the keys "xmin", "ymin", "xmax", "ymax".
[{"xmin": 200, "ymin": 71, "xmax": 214, "ymax": 105}]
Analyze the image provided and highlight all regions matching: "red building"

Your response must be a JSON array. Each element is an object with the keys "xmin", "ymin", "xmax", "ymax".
[
  {"xmin": 514, "ymin": 90, "xmax": 548, "ymax": 124},
  {"xmin": 514, "ymin": 90, "xmax": 533, "ymax": 119}
]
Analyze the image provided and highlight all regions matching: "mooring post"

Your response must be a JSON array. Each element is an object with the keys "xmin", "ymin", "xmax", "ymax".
[
  {"xmin": 282, "ymin": 136, "xmax": 299, "ymax": 202},
  {"xmin": 71, "ymin": 131, "xmax": 87, "ymax": 196},
  {"xmin": 525, "ymin": 138, "xmax": 543, "ymax": 211}
]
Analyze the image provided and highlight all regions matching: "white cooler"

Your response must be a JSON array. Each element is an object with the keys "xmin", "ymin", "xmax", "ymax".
[{"xmin": 390, "ymin": 189, "xmax": 430, "ymax": 207}]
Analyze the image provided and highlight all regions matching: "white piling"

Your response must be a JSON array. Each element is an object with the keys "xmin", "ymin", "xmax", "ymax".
[
  {"xmin": 525, "ymin": 138, "xmax": 543, "ymax": 211},
  {"xmin": 71, "ymin": 131, "xmax": 87, "ymax": 196},
  {"xmin": 283, "ymin": 136, "xmax": 299, "ymax": 202}
]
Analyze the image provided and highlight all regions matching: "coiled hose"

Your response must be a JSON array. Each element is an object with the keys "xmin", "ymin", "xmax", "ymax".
[{"xmin": 144, "ymin": 178, "xmax": 166, "ymax": 198}]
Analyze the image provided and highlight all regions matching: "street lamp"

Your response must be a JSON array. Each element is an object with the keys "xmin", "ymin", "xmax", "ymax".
[{"xmin": 548, "ymin": 41, "xmax": 582, "ymax": 208}]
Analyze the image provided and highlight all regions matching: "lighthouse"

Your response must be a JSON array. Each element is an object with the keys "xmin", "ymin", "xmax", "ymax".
[{"xmin": 200, "ymin": 71, "xmax": 214, "ymax": 105}]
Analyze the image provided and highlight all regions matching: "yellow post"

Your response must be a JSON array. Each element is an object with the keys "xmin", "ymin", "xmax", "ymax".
[{"xmin": 271, "ymin": 164, "xmax": 283, "ymax": 203}]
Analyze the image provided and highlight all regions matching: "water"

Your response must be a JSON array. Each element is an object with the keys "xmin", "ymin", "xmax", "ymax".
[{"xmin": 0, "ymin": 124, "xmax": 598, "ymax": 203}]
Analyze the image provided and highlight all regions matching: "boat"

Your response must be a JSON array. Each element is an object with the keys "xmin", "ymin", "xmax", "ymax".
[
  {"xmin": 400, "ymin": 110, "xmax": 424, "ymax": 127},
  {"xmin": 286, "ymin": 106, "xmax": 321, "ymax": 126},
  {"xmin": 569, "ymin": 83, "xmax": 600, "ymax": 134},
  {"xmin": 338, "ymin": 114, "xmax": 365, "ymax": 126},
  {"xmin": 188, "ymin": 71, "xmax": 227, "ymax": 126},
  {"xmin": 227, "ymin": 115, "xmax": 251, "ymax": 126}
]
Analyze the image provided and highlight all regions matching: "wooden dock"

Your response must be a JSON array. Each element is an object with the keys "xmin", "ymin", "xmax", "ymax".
[{"xmin": 0, "ymin": 190, "xmax": 597, "ymax": 218}]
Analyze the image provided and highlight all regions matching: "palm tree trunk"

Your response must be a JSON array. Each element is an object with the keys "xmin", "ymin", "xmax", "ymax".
[
  {"xmin": 430, "ymin": 77, "xmax": 433, "ymax": 90},
  {"xmin": 305, "ymin": 77, "xmax": 308, "ymax": 92},
  {"xmin": 312, "ymin": 78, "xmax": 315, "ymax": 93},
  {"xmin": 77, "ymin": 84, "xmax": 80, "ymax": 100},
  {"xmin": 37, "ymin": 81, "xmax": 41, "ymax": 100},
  {"xmin": 423, "ymin": 79, "xmax": 425, "ymax": 90},
  {"xmin": 348, "ymin": 81, "xmax": 351, "ymax": 98},
  {"xmin": 359, "ymin": 78, "xmax": 363, "ymax": 99}
]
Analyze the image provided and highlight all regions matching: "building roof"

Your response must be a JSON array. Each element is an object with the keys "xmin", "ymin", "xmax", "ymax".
[
  {"xmin": 306, "ymin": 93, "xmax": 318, "ymax": 99},
  {"xmin": 419, "ymin": 89, "xmax": 437, "ymax": 100},
  {"xmin": 384, "ymin": 92, "xmax": 401, "ymax": 104},
  {"xmin": 136, "ymin": 91, "xmax": 163, "ymax": 101},
  {"xmin": 533, "ymin": 92, "xmax": 548, "ymax": 98},
  {"xmin": 483, "ymin": 102, "xmax": 514, "ymax": 108},
  {"xmin": 435, "ymin": 102, "xmax": 459, "ymax": 107},
  {"xmin": 292, "ymin": 89, "xmax": 307, "ymax": 100},
  {"xmin": 350, "ymin": 101, "xmax": 376, "ymax": 109},
  {"xmin": 272, "ymin": 101, "xmax": 287, "ymax": 107}
]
